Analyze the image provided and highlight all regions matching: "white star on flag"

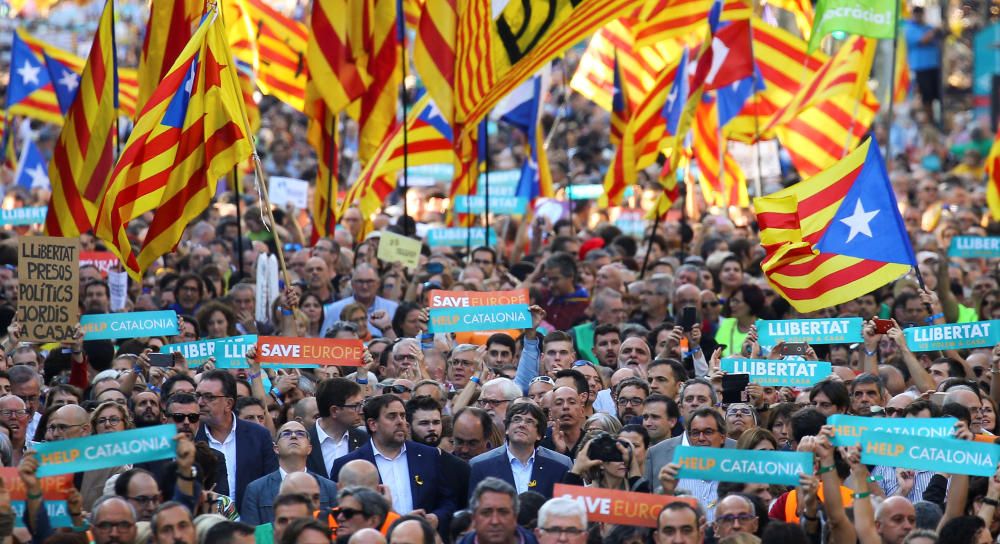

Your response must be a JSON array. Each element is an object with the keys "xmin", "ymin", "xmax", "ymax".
[
  {"xmin": 26, "ymin": 163, "xmax": 48, "ymax": 188},
  {"xmin": 840, "ymin": 199, "xmax": 880, "ymax": 243},
  {"xmin": 17, "ymin": 60, "xmax": 41, "ymax": 86},
  {"xmin": 706, "ymin": 37, "xmax": 730, "ymax": 86},
  {"xmin": 57, "ymin": 69, "xmax": 79, "ymax": 93}
]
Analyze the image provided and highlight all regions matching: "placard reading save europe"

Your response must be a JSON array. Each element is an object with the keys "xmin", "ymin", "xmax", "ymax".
[
  {"xmin": 428, "ymin": 289, "xmax": 532, "ymax": 333},
  {"xmin": 756, "ymin": 317, "xmax": 863, "ymax": 345},
  {"xmin": 720, "ymin": 358, "xmax": 831, "ymax": 387}
]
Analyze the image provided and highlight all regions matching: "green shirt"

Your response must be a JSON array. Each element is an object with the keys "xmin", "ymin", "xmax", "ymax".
[
  {"xmin": 715, "ymin": 317, "xmax": 749, "ymax": 357},
  {"xmin": 957, "ymin": 303, "xmax": 979, "ymax": 323},
  {"xmin": 571, "ymin": 322, "xmax": 599, "ymax": 364},
  {"xmin": 254, "ymin": 523, "xmax": 274, "ymax": 544}
]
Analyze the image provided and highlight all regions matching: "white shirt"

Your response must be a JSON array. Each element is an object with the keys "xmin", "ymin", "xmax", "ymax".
[
  {"xmin": 593, "ymin": 389, "xmax": 615, "ymax": 414},
  {"xmin": 205, "ymin": 415, "xmax": 238, "ymax": 499},
  {"xmin": 316, "ymin": 420, "xmax": 350, "ymax": 477},
  {"xmin": 25, "ymin": 412, "xmax": 40, "ymax": 441},
  {"xmin": 506, "ymin": 447, "xmax": 536, "ymax": 494},
  {"xmin": 372, "ymin": 440, "xmax": 412, "ymax": 514}
]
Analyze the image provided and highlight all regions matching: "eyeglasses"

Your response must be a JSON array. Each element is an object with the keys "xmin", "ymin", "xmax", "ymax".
[
  {"xmin": 0, "ymin": 409, "xmax": 29, "ymax": 418},
  {"xmin": 478, "ymin": 398, "xmax": 510, "ymax": 408},
  {"xmin": 46, "ymin": 423, "xmax": 85, "ymax": 434},
  {"xmin": 339, "ymin": 403, "xmax": 364, "ymax": 412},
  {"xmin": 383, "ymin": 385, "xmax": 412, "ymax": 395},
  {"xmin": 616, "ymin": 397, "xmax": 644, "ymax": 406},
  {"xmin": 97, "ymin": 416, "xmax": 123, "ymax": 427},
  {"xmin": 884, "ymin": 407, "xmax": 906, "ymax": 417},
  {"xmin": 726, "ymin": 407, "xmax": 753, "ymax": 416},
  {"xmin": 16, "ymin": 394, "xmax": 39, "ymax": 404},
  {"xmin": 702, "ymin": 301, "xmax": 720, "ymax": 308},
  {"xmin": 278, "ymin": 429, "xmax": 308, "ymax": 440},
  {"xmin": 169, "ymin": 413, "xmax": 201, "ymax": 423},
  {"xmin": 450, "ymin": 359, "xmax": 477, "ymax": 368},
  {"xmin": 333, "ymin": 507, "xmax": 365, "ymax": 519},
  {"xmin": 717, "ymin": 514, "xmax": 756, "ymax": 525},
  {"xmin": 128, "ymin": 495, "xmax": 161, "ymax": 506},
  {"xmin": 688, "ymin": 428, "xmax": 718, "ymax": 438},
  {"xmin": 95, "ymin": 521, "xmax": 135, "ymax": 532},
  {"xmin": 538, "ymin": 527, "xmax": 586, "ymax": 536},
  {"xmin": 195, "ymin": 393, "xmax": 226, "ymax": 403},
  {"xmin": 529, "ymin": 376, "xmax": 555, "ymax": 386}
]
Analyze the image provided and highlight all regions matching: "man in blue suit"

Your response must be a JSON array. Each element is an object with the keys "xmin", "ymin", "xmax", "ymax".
[
  {"xmin": 241, "ymin": 421, "xmax": 339, "ymax": 525},
  {"xmin": 331, "ymin": 394, "xmax": 456, "ymax": 535},
  {"xmin": 468, "ymin": 402, "xmax": 572, "ymax": 499},
  {"xmin": 194, "ymin": 370, "xmax": 278, "ymax": 512}
]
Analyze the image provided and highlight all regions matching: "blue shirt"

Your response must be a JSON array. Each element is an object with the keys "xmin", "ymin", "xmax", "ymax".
[
  {"xmin": 506, "ymin": 446, "xmax": 536, "ymax": 494},
  {"xmin": 321, "ymin": 296, "xmax": 399, "ymax": 337},
  {"xmin": 904, "ymin": 20, "xmax": 941, "ymax": 71}
]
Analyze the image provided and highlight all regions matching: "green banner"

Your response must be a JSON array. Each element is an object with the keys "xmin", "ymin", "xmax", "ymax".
[{"xmin": 809, "ymin": 0, "xmax": 896, "ymax": 51}]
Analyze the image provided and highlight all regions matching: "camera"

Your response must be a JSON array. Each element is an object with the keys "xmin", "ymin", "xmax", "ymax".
[{"xmin": 587, "ymin": 432, "xmax": 624, "ymax": 463}]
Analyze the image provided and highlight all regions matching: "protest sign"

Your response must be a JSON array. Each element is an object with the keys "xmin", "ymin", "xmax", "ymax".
[
  {"xmin": 377, "ymin": 231, "xmax": 421, "ymax": 269},
  {"xmin": 0, "ymin": 206, "xmax": 46, "ymax": 226},
  {"xmin": 478, "ymin": 170, "xmax": 521, "ymax": 197},
  {"xmin": 828, "ymin": 414, "xmax": 958, "ymax": 447},
  {"xmin": 35, "ymin": 425, "xmax": 177, "ymax": 477},
  {"xmin": 428, "ymin": 289, "xmax": 531, "ymax": 333},
  {"xmin": 756, "ymin": 317, "xmax": 863, "ymax": 345},
  {"xmin": 552, "ymin": 484, "xmax": 697, "ymax": 528},
  {"xmin": 565, "ymin": 184, "xmax": 635, "ymax": 200},
  {"xmin": 453, "ymin": 195, "xmax": 527, "ymax": 215},
  {"xmin": 0, "ymin": 469, "xmax": 73, "ymax": 528},
  {"xmin": 256, "ymin": 337, "xmax": 364, "ymax": 367},
  {"xmin": 673, "ymin": 446, "xmax": 812, "ymax": 486},
  {"xmin": 426, "ymin": 228, "xmax": 498, "ymax": 247},
  {"xmin": 948, "ymin": 236, "xmax": 1000, "ymax": 258},
  {"xmin": 79, "ymin": 251, "xmax": 118, "ymax": 276},
  {"xmin": 108, "ymin": 270, "xmax": 128, "ymax": 311},
  {"xmin": 268, "ymin": 176, "xmax": 309, "ymax": 208},
  {"xmin": 720, "ymin": 358, "xmax": 832, "ymax": 388},
  {"xmin": 82, "ymin": 310, "xmax": 179, "ymax": 340},
  {"xmin": 18, "ymin": 236, "xmax": 79, "ymax": 342},
  {"xmin": 859, "ymin": 430, "xmax": 1000, "ymax": 477},
  {"xmin": 903, "ymin": 320, "xmax": 999, "ymax": 352},
  {"xmin": 163, "ymin": 335, "xmax": 256, "ymax": 368}
]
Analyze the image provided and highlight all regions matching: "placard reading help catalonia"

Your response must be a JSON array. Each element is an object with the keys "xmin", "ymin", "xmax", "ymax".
[
  {"xmin": 720, "ymin": 358, "xmax": 832, "ymax": 387},
  {"xmin": 34, "ymin": 424, "xmax": 177, "ymax": 477},
  {"xmin": 672, "ymin": 446, "xmax": 812, "ymax": 486},
  {"xmin": 428, "ymin": 289, "xmax": 532, "ymax": 333},
  {"xmin": 903, "ymin": 320, "xmax": 1000, "ymax": 352},
  {"xmin": 828, "ymin": 414, "xmax": 958, "ymax": 447},
  {"xmin": 859, "ymin": 430, "xmax": 1000, "ymax": 477},
  {"xmin": 756, "ymin": 317, "xmax": 863, "ymax": 345},
  {"xmin": 18, "ymin": 236, "xmax": 80, "ymax": 342},
  {"xmin": 82, "ymin": 310, "xmax": 179, "ymax": 340}
]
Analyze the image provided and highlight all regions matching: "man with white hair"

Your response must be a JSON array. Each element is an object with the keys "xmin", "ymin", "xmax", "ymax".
[
  {"xmin": 477, "ymin": 378, "xmax": 522, "ymax": 432},
  {"xmin": 535, "ymin": 498, "xmax": 588, "ymax": 544}
]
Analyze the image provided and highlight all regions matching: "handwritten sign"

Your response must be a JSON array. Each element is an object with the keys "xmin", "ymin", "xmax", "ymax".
[
  {"xmin": 673, "ymin": 446, "xmax": 812, "ymax": 486},
  {"xmin": 756, "ymin": 318, "xmax": 864, "ymax": 345},
  {"xmin": 82, "ymin": 310, "xmax": 179, "ymax": 340},
  {"xmin": 268, "ymin": 176, "xmax": 309, "ymax": 209},
  {"xmin": 18, "ymin": 236, "xmax": 79, "ymax": 342},
  {"xmin": 948, "ymin": 236, "xmax": 1000, "ymax": 258},
  {"xmin": 426, "ymin": 228, "xmax": 498, "ymax": 247},
  {"xmin": 0, "ymin": 206, "xmax": 46, "ymax": 226},
  {"xmin": 552, "ymin": 484, "xmax": 696, "ymax": 528},
  {"xmin": 377, "ymin": 231, "xmax": 421, "ymax": 269},
  {"xmin": 256, "ymin": 337, "xmax": 364, "ymax": 367},
  {"xmin": 428, "ymin": 289, "xmax": 531, "ymax": 333},
  {"xmin": 163, "ymin": 335, "xmax": 256, "ymax": 368},
  {"xmin": 35, "ymin": 425, "xmax": 177, "ymax": 477},
  {"xmin": 859, "ymin": 430, "xmax": 1000, "ymax": 477},
  {"xmin": 903, "ymin": 320, "xmax": 1000, "ymax": 352},
  {"xmin": 79, "ymin": 251, "xmax": 118, "ymax": 276},
  {"xmin": 0, "ymin": 468, "xmax": 73, "ymax": 527},
  {"xmin": 720, "ymin": 358, "xmax": 832, "ymax": 388},
  {"xmin": 828, "ymin": 414, "xmax": 958, "ymax": 447}
]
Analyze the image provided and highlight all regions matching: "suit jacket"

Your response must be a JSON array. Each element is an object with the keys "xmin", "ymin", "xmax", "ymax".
[
  {"xmin": 195, "ymin": 417, "xmax": 279, "ymax": 511},
  {"xmin": 307, "ymin": 422, "xmax": 368, "ymax": 480},
  {"xmin": 442, "ymin": 451, "xmax": 471, "ymax": 510},
  {"xmin": 468, "ymin": 445, "xmax": 572, "ymax": 499},
  {"xmin": 644, "ymin": 434, "xmax": 737, "ymax": 493},
  {"xmin": 241, "ymin": 469, "xmax": 338, "ymax": 525},
  {"xmin": 330, "ymin": 440, "xmax": 457, "ymax": 534}
]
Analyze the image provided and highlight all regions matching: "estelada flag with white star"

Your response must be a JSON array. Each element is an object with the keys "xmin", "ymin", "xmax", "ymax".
[
  {"xmin": 14, "ymin": 137, "xmax": 50, "ymax": 191},
  {"xmin": 42, "ymin": 51, "xmax": 81, "ymax": 115},
  {"xmin": 753, "ymin": 137, "xmax": 915, "ymax": 312}
]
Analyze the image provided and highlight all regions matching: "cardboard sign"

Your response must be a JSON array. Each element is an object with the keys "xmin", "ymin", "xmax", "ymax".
[
  {"xmin": 720, "ymin": 358, "xmax": 832, "ymax": 388},
  {"xmin": 108, "ymin": 270, "xmax": 128, "ymax": 311},
  {"xmin": 18, "ymin": 236, "xmax": 79, "ymax": 342},
  {"xmin": 377, "ymin": 231, "xmax": 421, "ymax": 269},
  {"xmin": 35, "ymin": 425, "xmax": 177, "ymax": 477},
  {"xmin": 256, "ymin": 337, "xmax": 364, "ymax": 367},
  {"xmin": 82, "ymin": 310, "xmax": 179, "ymax": 340},
  {"xmin": 0, "ymin": 206, "xmax": 46, "ymax": 226},
  {"xmin": 79, "ymin": 251, "xmax": 118, "ymax": 276},
  {"xmin": 0, "ymin": 468, "xmax": 73, "ymax": 528},
  {"xmin": 673, "ymin": 446, "xmax": 813, "ymax": 487},
  {"xmin": 552, "ymin": 484, "xmax": 697, "ymax": 528},
  {"xmin": 828, "ymin": 414, "xmax": 958, "ymax": 447},
  {"xmin": 268, "ymin": 176, "xmax": 309, "ymax": 209},
  {"xmin": 756, "ymin": 317, "xmax": 864, "ymax": 345},
  {"xmin": 427, "ymin": 289, "xmax": 531, "ymax": 333},
  {"xmin": 426, "ymin": 228, "xmax": 498, "ymax": 247},
  {"xmin": 859, "ymin": 430, "xmax": 1000, "ymax": 477},
  {"xmin": 948, "ymin": 236, "xmax": 1000, "ymax": 258},
  {"xmin": 903, "ymin": 320, "xmax": 1000, "ymax": 352},
  {"xmin": 453, "ymin": 195, "xmax": 527, "ymax": 215},
  {"xmin": 163, "ymin": 335, "xmax": 256, "ymax": 368}
]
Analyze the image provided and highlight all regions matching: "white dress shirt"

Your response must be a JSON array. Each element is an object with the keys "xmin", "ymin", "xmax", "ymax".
[
  {"xmin": 205, "ymin": 415, "xmax": 238, "ymax": 499},
  {"xmin": 316, "ymin": 420, "xmax": 350, "ymax": 476},
  {"xmin": 372, "ymin": 440, "xmax": 413, "ymax": 514},
  {"xmin": 507, "ymin": 447, "xmax": 536, "ymax": 494}
]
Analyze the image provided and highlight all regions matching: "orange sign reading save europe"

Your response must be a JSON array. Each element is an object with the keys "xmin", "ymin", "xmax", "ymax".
[
  {"xmin": 256, "ymin": 337, "xmax": 364, "ymax": 366},
  {"xmin": 552, "ymin": 484, "xmax": 697, "ymax": 528},
  {"xmin": 0, "ymin": 468, "xmax": 72, "ymax": 500}
]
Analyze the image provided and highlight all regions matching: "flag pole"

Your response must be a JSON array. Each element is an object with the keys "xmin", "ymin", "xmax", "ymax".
[
  {"xmin": 483, "ymin": 121, "xmax": 490, "ymax": 250},
  {"xmin": 110, "ymin": 0, "xmax": 120, "ymax": 159},
  {"xmin": 884, "ymin": 0, "xmax": 900, "ymax": 163},
  {"xmin": 233, "ymin": 166, "xmax": 244, "ymax": 279},
  {"xmin": 398, "ymin": 12, "xmax": 410, "ymax": 237},
  {"xmin": 325, "ymin": 115, "xmax": 338, "ymax": 239},
  {"xmin": 252, "ymin": 157, "xmax": 293, "ymax": 290},
  {"xmin": 748, "ymin": 21, "xmax": 763, "ymax": 198},
  {"xmin": 639, "ymin": 207, "xmax": 662, "ymax": 279}
]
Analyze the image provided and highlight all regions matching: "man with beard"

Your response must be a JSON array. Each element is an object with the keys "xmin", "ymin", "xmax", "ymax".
[
  {"xmin": 406, "ymin": 396, "xmax": 470, "ymax": 509},
  {"xmin": 151, "ymin": 501, "xmax": 197, "ymax": 544},
  {"xmin": 615, "ymin": 378, "xmax": 649, "ymax": 423},
  {"xmin": 451, "ymin": 407, "xmax": 494, "ymax": 462},
  {"xmin": 617, "ymin": 337, "xmax": 652, "ymax": 378},
  {"xmin": 132, "ymin": 391, "xmax": 162, "ymax": 428},
  {"xmin": 91, "ymin": 496, "xmax": 139, "ymax": 544}
]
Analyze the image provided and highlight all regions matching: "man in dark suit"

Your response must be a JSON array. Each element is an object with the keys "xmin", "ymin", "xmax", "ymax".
[
  {"xmin": 242, "ymin": 420, "xmax": 339, "ymax": 524},
  {"xmin": 405, "ymin": 395, "xmax": 471, "ymax": 510},
  {"xmin": 310, "ymin": 377, "xmax": 368, "ymax": 479},
  {"xmin": 195, "ymin": 370, "xmax": 278, "ymax": 510},
  {"xmin": 468, "ymin": 402, "xmax": 571, "ymax": 499},
  {"xmin": 331, "ymin": 394, "xmax": 457, "ymax": 535}
]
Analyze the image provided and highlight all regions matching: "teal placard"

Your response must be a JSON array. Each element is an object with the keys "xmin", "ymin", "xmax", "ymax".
[
  {"xmin": 720, "ymin": 358, "xmax": 832, "ymax": 388},
  {"xmin": 859, "ymin": 430, "xmax": 1000, "ymax": 477},
  {"xmin": 828, "ymin": 414, "xmax": 958, "ymax": 447},
  {"xmin": 948, "ymin": 236, "xmax": 1000, "ymax": 258},
  {"xmin": 35, "ymin": 424, "xmax": 177, "ymax": 477},
  {"xmin": 478, "ymin": 170, "xmax": 522, "ymax": 197},
  {"xmin": 426, "ymin": 228, "xmax": 498, "ymax": 247},
  {"xmin": 163, "ymin": 335, "xmax": 256, "ymax": 368},
  {"xmin": 453, "ymin": 195, "xmax": 527, "ymax": 215},
  {"xmin": 565, "ymin": 185, "xmax": 635, "ymax": 200},
  {"xmin": 756, "ymin": 317, "xmax": 863, "ymax": 345},
  {"xmin": 82, "ymin": 310, "xmax": 179, "ymax": 340},
  {"xmin": 0, "ymin": 206, "xmax": 46, "ymax": 226},
  {"xmin": 13, "ymin": 500, "xmax": 71, "ymax": 528},
  {"xmin": 903, "ymin": 320, "xmax": 1000, "ymax": 352},
  {"xmin": 673, "ymin": 446, "xmax": 812, "ymax": 486},
  {"xmin": 428, "ymin": 304, "xmax": 531, "ymax": 333}
]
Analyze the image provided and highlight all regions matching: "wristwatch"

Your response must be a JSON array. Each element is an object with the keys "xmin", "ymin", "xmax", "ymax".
[{"xmin": 177, "ymin": 465, "xmax": 199, "ymax": 481}]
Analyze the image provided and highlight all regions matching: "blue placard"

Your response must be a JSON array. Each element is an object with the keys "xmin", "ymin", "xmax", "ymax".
[
  {"xmin": 903, "ymin": 320, "xmax": 1000, "ymax": 352},
  {"xmin": 0, "ymin": 206, "xmax": 46, "ymax": 226},
  {"xmin": 478, "ymin": 170, "xmax": 522, "ymax": 197},
  {"xmin": 35, "ymin": 424, "xmax": 177, "ymax": 477},
  {"xmin": 428, "ymin": 304, "xmax": 532, "ymax": 333},
  {"xmin": 163, "ymin": 335, "xmax": 256, "ymax": 368},
  {"xmin": 565, "ymin": 185, "xmax": 635, "ymax": 200},
  {"xmin": 949, "ymin": 236, "xmax": 1000, "ymax": 258},
  {"xmin": 756, "ymin": 317, "xmax": 864, "ymax": 345},
  {"xmin": 453, "ymin": 195, "xmax": 527, "ymax": 215},
  {"xmin": 719, "ymin": 358, "xmax": 832, "ymax": 388},
  {"xmin": 673, "ymin": 446, "xmax": 812, "ymax": 486},
  {"xmin": 828, "ymin": 414, "xmax": 958, "ymax": 447},
  {"xmin": 426, "ymin": 228, "xmax": 498, "ymax": 247},
  {"xmin": 859, "ymin": 430, "xmax": 1000, "ymax": 477},
  {"xmin": 82, "ymin": 310, "xmax": 179, "ymax": 340},
  {"xmin": 13, "ymin": 500, "xmax": 71, "ymax": 528}
]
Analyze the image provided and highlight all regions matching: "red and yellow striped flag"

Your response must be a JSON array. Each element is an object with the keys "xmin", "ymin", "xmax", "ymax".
[
  {"xmin": 307, "ymin": 0, "xmax": 369, "ymax": 114},
  {"xmin": 693, "ymin": 100, "xmax": 748, "ymax": 208},
  {"xmin": 306, "ymin": 81, "xmax": 339, "ymax": 242},
  {"xmin": 894, "ymin": 35, "xmax": 910, "ymax": 104},
  {"xmin": 413, "ymin": 0, "xmax": 456, "ymax": 123},
  {"xmin": 138, "ymin": 0, "xmax": 202, "ymax": 113},
  {"xmin": 44, "ymin": 0, "xmax": 118, "ymax": 237},
  {"xmin": 355, "ymin": 0, "xmax": 402, "ymax": 164},
  {"xmin": 985, "ymin": 126, "xmax": 1000, "ymax": 221},
  {"xmin": 632, "ymin": 0, "xmax": 751, "ymax": 48},
  {"xmin": 95, "ymin": 9, "xmax": 254, "ymax": 280}
]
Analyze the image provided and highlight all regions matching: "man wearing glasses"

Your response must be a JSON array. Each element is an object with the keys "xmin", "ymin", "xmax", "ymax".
[
  {"xmin": 321, "ymin": 263, "xmax": 399, "ymax": 338},
  {"xmin": 535, "ymin": 498, "xmax": 588, "ymax": 544},
  {"xmin": 309, "ymin": 377, "xmax": 367, "ymax": 479},
  {"xmin": 45, "ymin": 404, "xmax": 126, "ymax": 509},
  {"xmin": 242, "ymin": 421, "xmax": 339, "ymax": 525},
  {"xmin": 0, "ymin": 394, "xmax": 31, "ymax": 466},
  {"xmin": 712, "ymin": 495, "xmax": 758, "ymax": 539}
]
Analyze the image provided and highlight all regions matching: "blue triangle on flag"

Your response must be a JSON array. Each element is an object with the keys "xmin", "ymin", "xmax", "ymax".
[
  {"xmin": 42, "ymin": 52, "xmax": 81, "ymax": 115},
  {"xmin": 14, "ymin": 138, "xmax": 49, "ymax": 191},
  {"xmin": 7, "ymin": 33, "xmax": 51, "ymax": 107}
]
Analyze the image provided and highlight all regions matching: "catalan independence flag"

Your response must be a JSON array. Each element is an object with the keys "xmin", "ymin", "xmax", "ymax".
[
  {"xmin": 138, "ymin": 0, "xmax": 202, "ymax": 113},
  {"xmin": 355, "ymin": 0, "xmax": 402, "ymax": 164},
  {"xmin": 95, "ymin": 8, "xmax": 254, "ymax": 280},
  {"xmin": 6, "ymin": 31, "xmax": 60, "ymax": 126},
  {"xmin": 305, "ymin": 81, "xmax": 339, "ymax": 243},
  {"xmin": 307, "ymin": 0, "xmax": 368, "ymax": 114},
  {"xmin": 986, "ymin": 126, "xmax": 1000, "ymax": 221},
  {"xmin": 754, "ymin": 138, "xmax": 915, "ymax": 312},
  {"xmin": 413, "ymin": 0, "xmax": 456, "ymax": 123},
  {"xmin": 44, "ymin": 0, "xmax": 118, "ymax": 238}
]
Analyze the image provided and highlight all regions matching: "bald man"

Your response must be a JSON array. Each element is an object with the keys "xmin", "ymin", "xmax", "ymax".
[
  {"xmin": 350, "ymin": 527, "xmax": 388, "ymax": 544},
  {"xmin": 875, "ymin": 496, "xmax": 915, "ymax": 544},
  {"xmin": 47, "ymin": 405, "xmax": 126, "ymax": 510}
]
